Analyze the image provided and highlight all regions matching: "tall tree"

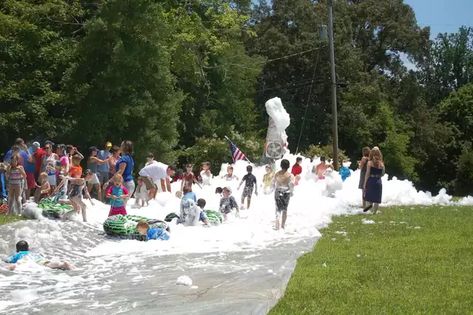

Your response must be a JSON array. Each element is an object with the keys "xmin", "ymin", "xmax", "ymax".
[
  {"xmin": 0, "ymin": 0, "xmax": 87, "ymax": 150},
  {"xmin": 63, "ymin": 0, "xmax": 183, "ymax": 161}
]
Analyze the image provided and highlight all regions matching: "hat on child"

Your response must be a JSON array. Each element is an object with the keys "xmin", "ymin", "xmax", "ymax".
[{"xmin": 105, "ymin": 141, "xmax": 112, "ymax": 148}]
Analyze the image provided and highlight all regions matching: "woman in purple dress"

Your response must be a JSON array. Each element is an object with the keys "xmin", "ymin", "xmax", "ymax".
[{"xmin": 363, "ymin": 147, "xmax": 385, "ymax": 214}]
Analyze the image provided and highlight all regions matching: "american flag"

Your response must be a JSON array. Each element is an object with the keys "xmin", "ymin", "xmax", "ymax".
[{"xmin": 230, "ymin": 142, "xmax": 247, "ymax": 163}]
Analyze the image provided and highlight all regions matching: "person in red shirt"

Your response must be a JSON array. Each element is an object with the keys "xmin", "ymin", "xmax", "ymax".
[
  {"xmin": 32, "ymin": 142, "xmax": 46, "ymax": 180},
  {"xmin": 291, "ymin": 157, "xmax": 303, "ymax": 185}
]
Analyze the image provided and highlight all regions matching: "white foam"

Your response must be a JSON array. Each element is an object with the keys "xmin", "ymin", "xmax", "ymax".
[{"xmin": 176, "ymin": 275, "xmax": 193, "ymax": 286}]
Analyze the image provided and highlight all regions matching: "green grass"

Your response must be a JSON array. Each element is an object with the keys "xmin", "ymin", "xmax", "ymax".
[
  {"xmin": 270, "ymin": 206, "xmax": 473, "ymax": 314},
  {"xmin": 0, "ymin": 214, "xmax": 27, "ymax": 225}
]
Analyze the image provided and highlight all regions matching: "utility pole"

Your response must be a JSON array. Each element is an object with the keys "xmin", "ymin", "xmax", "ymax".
[{"xmin": 327, "ymin": 0, "xmax": 339, "ymax": 170}]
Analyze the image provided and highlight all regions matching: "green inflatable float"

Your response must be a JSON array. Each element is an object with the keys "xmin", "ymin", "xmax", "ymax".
[
  {"xmin": 204, "ymin": 210, "xmax": 223, "ymax": 225},
  {"xmin": 38, "ymin": 197, "xmax": 74, "ymax": 219},
  {"xmin": 103, "ymin": 215, "xmax": 169, "ymax": 240}
]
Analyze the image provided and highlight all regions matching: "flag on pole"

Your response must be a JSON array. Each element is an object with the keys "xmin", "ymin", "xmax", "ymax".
[{"xmin": 230, "ymin": 142, "xmax": 247, "ymax": 163}]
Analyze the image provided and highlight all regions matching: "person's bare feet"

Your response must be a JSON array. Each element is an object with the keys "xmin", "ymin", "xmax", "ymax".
[{"xmin": 7, "ymin": 264, "xmax": 16, "ymax": 271}]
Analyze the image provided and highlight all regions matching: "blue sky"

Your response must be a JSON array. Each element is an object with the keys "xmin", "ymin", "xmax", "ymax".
[{"xmin": 404, "ymin": 0, "xmax": 473, "ymax": 38}]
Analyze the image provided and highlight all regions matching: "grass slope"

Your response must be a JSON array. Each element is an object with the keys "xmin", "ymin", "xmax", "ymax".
[
  {"xmin": 0, "ymin": 214, "xmax": 27, "ymax": 225},
  {"xmin": 270, "ymin": 206, "xmax": 473, "ymax": 314}
]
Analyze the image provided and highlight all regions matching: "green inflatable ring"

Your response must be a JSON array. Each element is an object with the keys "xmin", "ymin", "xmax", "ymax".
[
  {"xmin": 38, "ymin": 198, "xmax": 74, "ymax": 219},
  {"xmin": 103, "ymin": 215, "xmax": 169, "ymax": 239},
  {"xmin": 204, "ymin": 210, "xmax": 223, "ymax": 225}
]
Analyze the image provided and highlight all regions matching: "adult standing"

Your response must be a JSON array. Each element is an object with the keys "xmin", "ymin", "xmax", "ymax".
[
  {"xmin": 87, "ymin": 146, "xmax": 108, "ymax": 202},
  {"xmin": 108, "ymin": 145, "xmax": 120, "ymax": 179},
  {"xmin": 115, "ymin": 140, "xmax": 135, "ymax": 202},
  {"xmin": 363, "ymin": 147, "xmax": 385, "ymax": 214},
  {"xmin": 138, "ymin": 162, "xmax": 176, "ymax": 197},
  {"xmin": 358, "ymin": 146, "xmax": 371, "ymax": 208},
  {"xmin": 32, "ymin": 142, "xmax": 46, "ymax": 180},
  {"xmin": 42, "ymin": 143, "xmax": 58, "ymax": 192},
  {"xmin": 97, "ymin": 142, "xmax": 112, "ymax": 185}
]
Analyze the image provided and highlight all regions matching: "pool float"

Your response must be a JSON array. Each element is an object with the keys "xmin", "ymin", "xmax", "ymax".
[
  {"xmin": 38, "ymin": 198, "xmax": 73, "ymax": 219},
  {"xmin": 204, "ymin": 210, "xmax": 223, "ymax": 225},
  {"xmin": 103, "ymin": 215, "xmax": 169, "ymax": 240}
]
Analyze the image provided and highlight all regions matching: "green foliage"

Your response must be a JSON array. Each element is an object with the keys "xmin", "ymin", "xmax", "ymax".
[
  {"xmin": 0, "ymin": 0, "xmax": 86, "ymax": 148},
  {"xmin": 271, "ymin": 206, "xmax": 473, "ymax": 314},
  {"xmin": 0, "ymin": 1, "xmax": 472, "ymax": 194},
  {"xmin": 421, "ymin": 27, "xmax": 473, "ymax": 106},
  {"xmin": 178, "ymin": 130, "xmax": 263, "ymax": 174},
  {"xmin": 302, "ymin": 144, "xmax": 348, "ymax": 164},
  {"xmin": 455, "ymin": 149, "xmax": 473, "ymax": 196}
]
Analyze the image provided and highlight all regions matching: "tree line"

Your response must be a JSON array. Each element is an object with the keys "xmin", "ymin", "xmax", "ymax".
[{"xmin": 1, "ymin": 0, "xmax": 472, "ymax": 195}]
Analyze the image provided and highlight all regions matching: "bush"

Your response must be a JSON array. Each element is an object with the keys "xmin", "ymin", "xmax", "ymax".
[
  {"xmin": 177, "ymin": 131, "xmax": 264, "ymax": 175},
  {"xmin": 302, "ymin": 144, "xmax": 348, "ymax": 164},
  {"xmin": 455, "ymin": 149, "xmax": 473, "ymax": 196}
]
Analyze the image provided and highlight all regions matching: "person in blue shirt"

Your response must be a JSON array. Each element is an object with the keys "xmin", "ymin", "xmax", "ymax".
[
  {"xmin": 97, "ymin": 141, "xmax": 112, "ymax": 187},
  {"xmin": 0, "ymin": 163, "xmax": 7, "ymax": 200},
  {"xmin": 339, "ymin": 161, "xmax": 352, "ymax": 182},
  {"xmin": 5, "ymin": 240, "xmax": 74, "ymax": 271},
  {"xmin": 136, "ymin": 221, "xmax": 170, "ymax": 241},
  {"xmin": 115, "ymin": 140, "xmax": 135, "ymax": 203}
]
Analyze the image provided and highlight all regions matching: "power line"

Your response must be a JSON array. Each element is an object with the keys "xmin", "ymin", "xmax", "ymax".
[{"xmin": 295, "ymin": 50, "xmax": 320, "ymax": 154}]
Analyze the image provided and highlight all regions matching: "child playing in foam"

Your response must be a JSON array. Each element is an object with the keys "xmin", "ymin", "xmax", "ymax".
[
  {"xmin": 219, "ymin": 186, "xmax": 239, "ymax": 220},
  {"xmin": 5, "ymin": 240, "xmax": 74, "ymax": 271},
  {"xmin": 106, "ymin": 174, "xmax": 129, "ymax": 216},
  {"xmin": 273, "ymin": 159, "xmax": 295, "ymax": 230},
  {"xmin": 262, "ymin": 165, "xmax": 275, "ymax": 194},
  {"xmin": 238, "ymin": 165, "xmax": 258, "ymax": 209},
  {"xmin": 136, "ymin": 221, "xmax": 170, "ymax": 241},
  {"xmin": 134, "ymin": 176, "xmax": 149, "ymax": 208}
]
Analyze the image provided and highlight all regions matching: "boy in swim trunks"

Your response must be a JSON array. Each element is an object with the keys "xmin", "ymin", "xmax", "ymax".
[{"xmin": 238, "ymin": 165, "xmax": 257, "ymax": 209}]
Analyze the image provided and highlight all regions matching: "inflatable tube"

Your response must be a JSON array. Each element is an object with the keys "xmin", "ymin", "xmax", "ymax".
[
  {"xmin": 204, "ymin": 210, "xmax": 223, "ymax": 225},
  {"xmin": 38, "ymin": 198, "xmax": 73, "ymax": 219},
  {"xmin": 103, "ymin": 215, "xmax": 169, "ymax": 240}
]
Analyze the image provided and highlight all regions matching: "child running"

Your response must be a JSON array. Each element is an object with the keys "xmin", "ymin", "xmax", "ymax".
[
  {"xmin": 273, "ymin": 159, "xmax": 295, "ymax": 230},
  {"xmin": 106, "ymin": 174, "xmax": 129, "ymax": 216},
  {"xmin": 219, "ymin": 187, "xmax": 239, "ymax": 220},
  {"xmin": 238, "ymin": 165, "xmax": 257, "ymax": 209},
  {"xmin": 5, "ymin": 240, "xmax": 74, "ymax": 271}
]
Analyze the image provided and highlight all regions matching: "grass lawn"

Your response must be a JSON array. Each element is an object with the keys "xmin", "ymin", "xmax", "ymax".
[
  {"xmin": 0, "ymin": 214, "xmax": 27, "ymax": 225},
  {"xmin": 270, "ymin": 206, "xmax": 473, "ymax": 314}
]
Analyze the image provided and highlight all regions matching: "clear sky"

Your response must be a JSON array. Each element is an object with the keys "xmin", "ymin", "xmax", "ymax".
[{"xmin": 404, "ymin": 0, "xmax": 473, "ymax": 38}]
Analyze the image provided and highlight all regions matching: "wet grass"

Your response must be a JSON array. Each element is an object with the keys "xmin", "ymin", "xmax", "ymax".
[
  {"xmin": 0, "ymin": 214, "xmax": 27, "ymax": 225},
  {"xmin": 270, "ymin": 205, "xmax": 473, "ymax": 314}
]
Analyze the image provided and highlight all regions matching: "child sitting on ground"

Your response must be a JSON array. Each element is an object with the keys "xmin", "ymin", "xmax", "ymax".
[
  {"xmin": 134, "ymin": 176, "xmax": 149, "ymax": 208},
  {"xmin": 136, "ymin": 221, "xmax": 170, "ymax": 241},
  {"xmin": 197, "ymin": 198, "xmax": 210, "ymax": 226},
  {"xmin": 106, "ymin": 174, "xmax": 129, "ymax": 216},
  {"xmin": 5, "ymin": 240, "xmax": 74, "ymax": 271},
  {"xmin": 238, "ymin": 165, "xmax": 257, "ymax": 209},
  {"xmin": 219, "ymin": 187, "xmax": 239, "ymax": 220}
]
